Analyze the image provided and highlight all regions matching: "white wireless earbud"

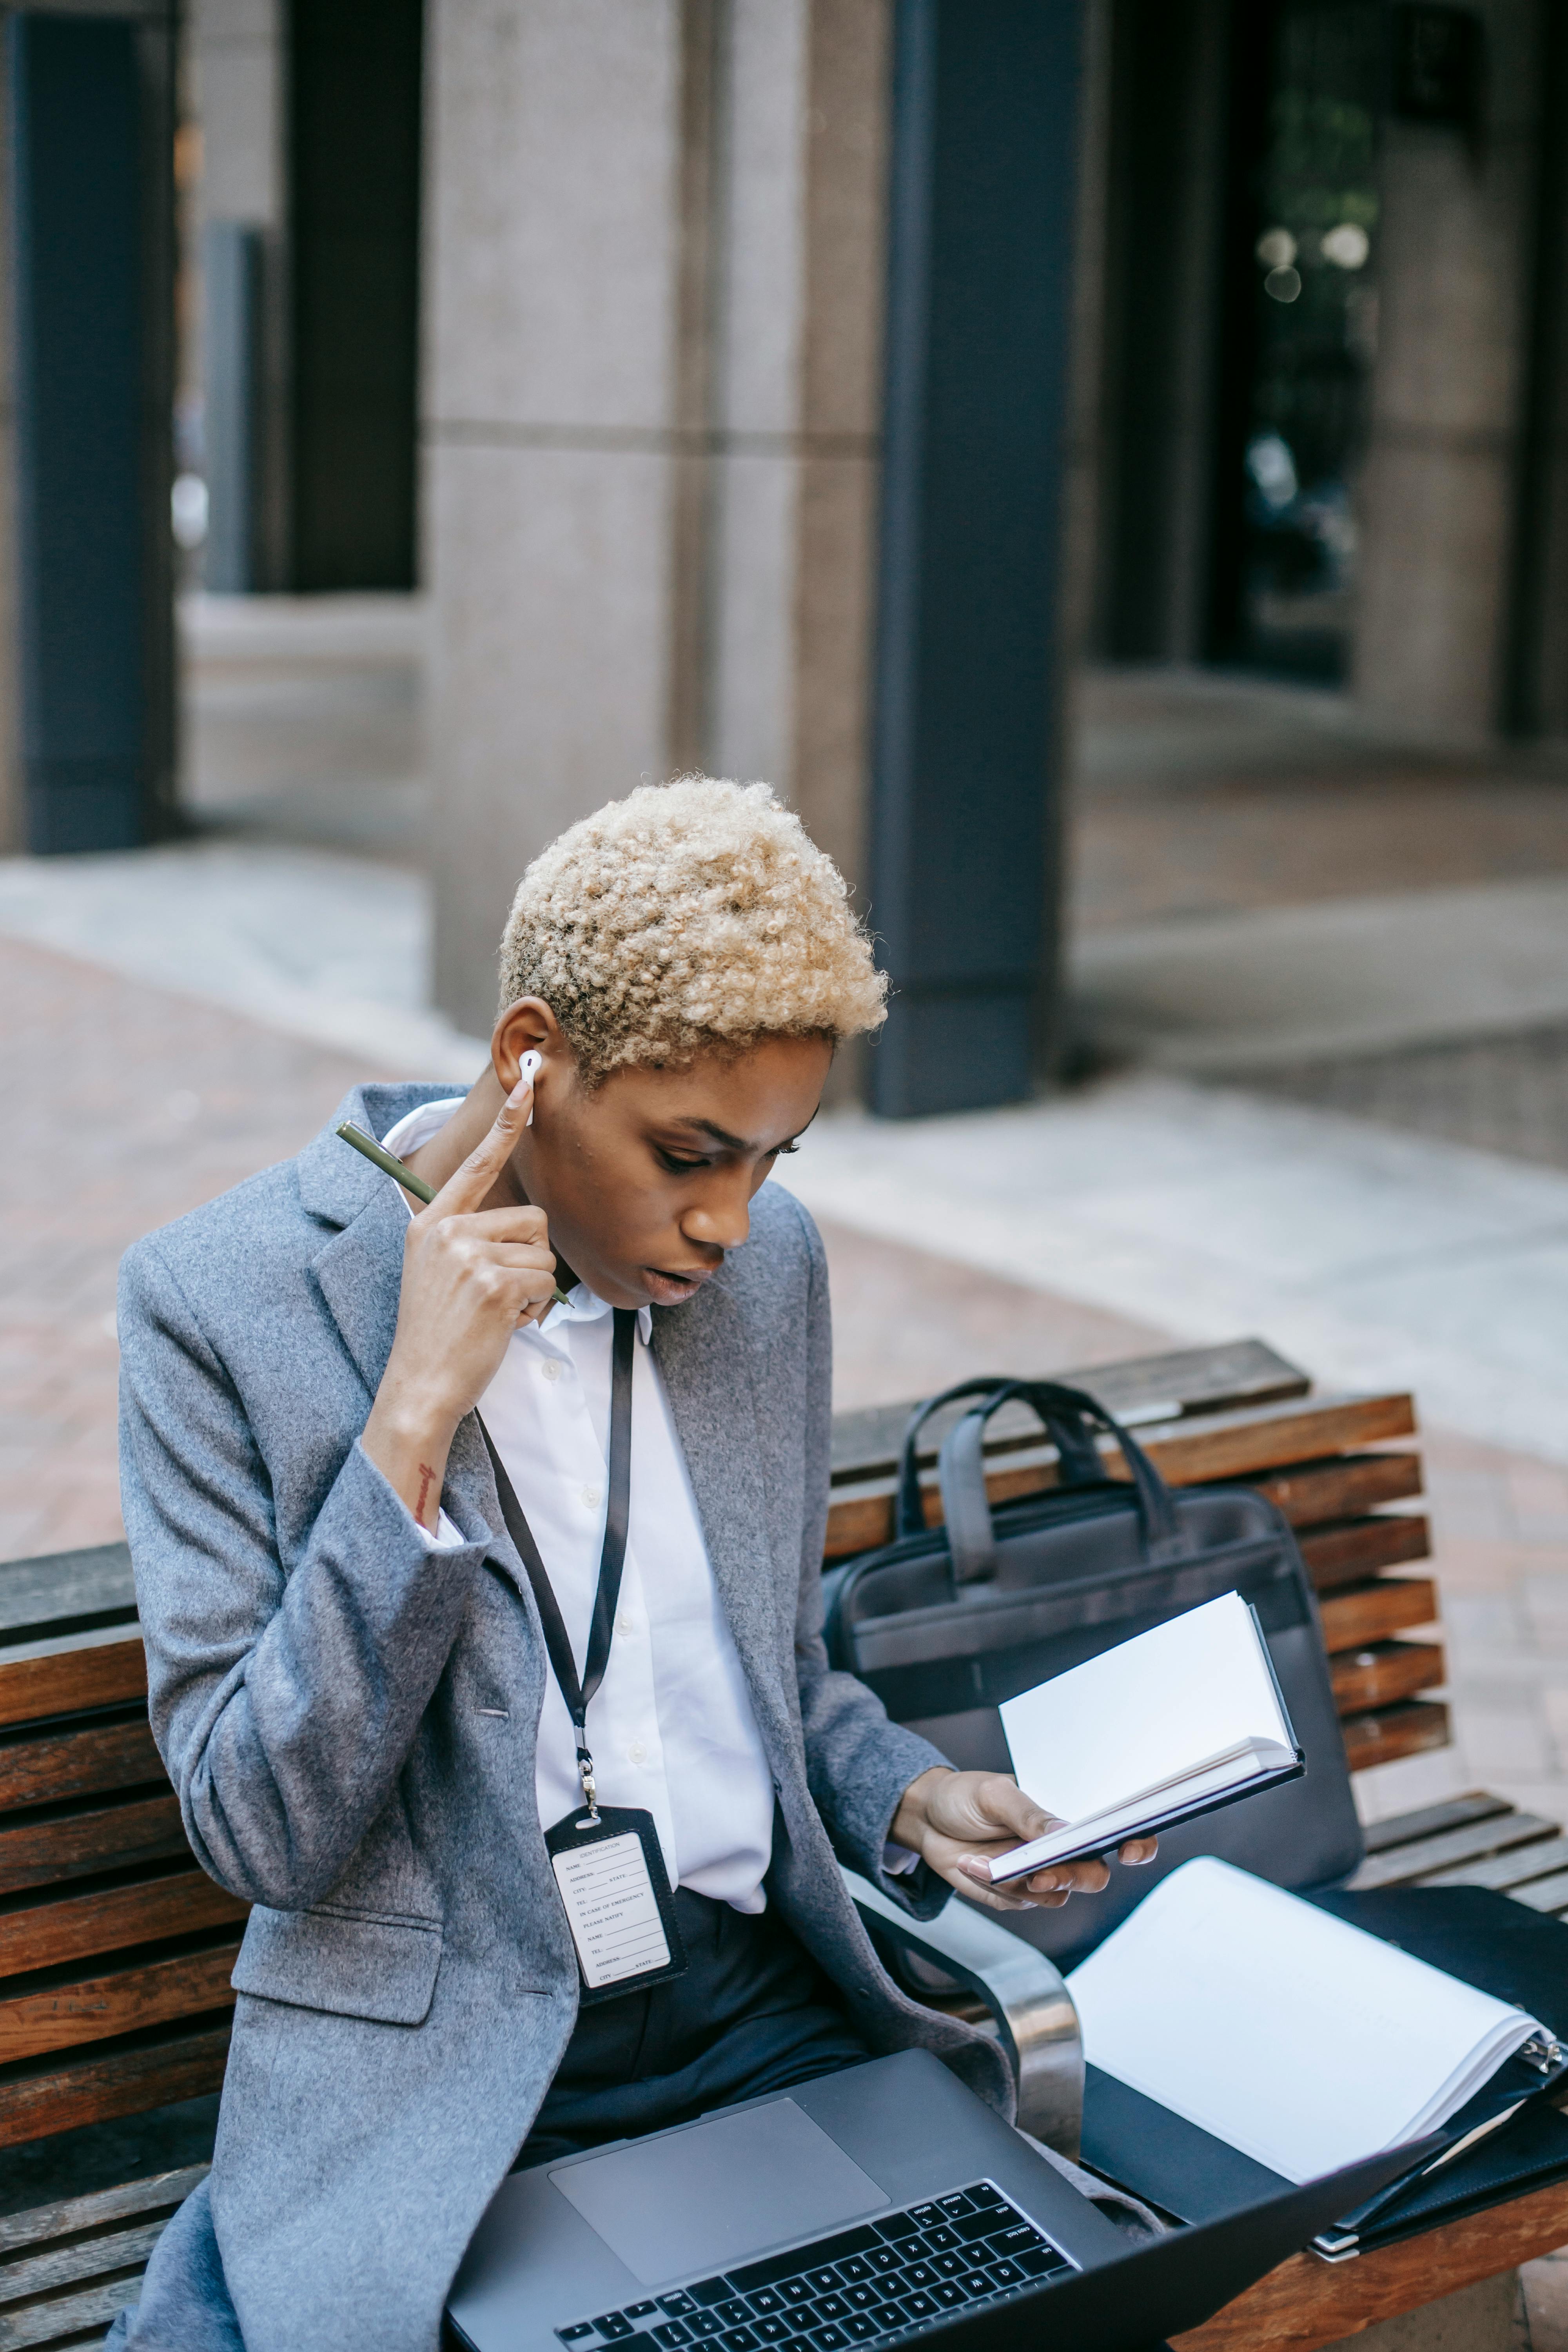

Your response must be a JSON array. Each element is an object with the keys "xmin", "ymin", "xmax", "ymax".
[{"xmin": 519, "ymin": 1049, "xmax": 542, "ymax": 1127}]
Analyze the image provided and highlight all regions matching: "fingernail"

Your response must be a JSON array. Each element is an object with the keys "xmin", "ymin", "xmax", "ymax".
[{"xmin": 958, "ymin": 1855, "xmax": 989, "ymax": 1880}]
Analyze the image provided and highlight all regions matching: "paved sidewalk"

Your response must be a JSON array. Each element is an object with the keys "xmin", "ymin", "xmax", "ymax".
[
  {"xmin": 0, "ymin": 840, "xmax": 485, "ymax": 1078},
  {"xmin": 1, "ymin": 936, "xmax": 397, "ymax": 1563},
  {"xmin": 1074, "ymin": 880, "xmax": 1568, "ymax": 1072}
]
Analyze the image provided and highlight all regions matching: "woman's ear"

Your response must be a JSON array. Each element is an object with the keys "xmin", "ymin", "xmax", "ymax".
[{"xmin": 491, "ymin": 997, "xmax": 568, "ymax": 1096}]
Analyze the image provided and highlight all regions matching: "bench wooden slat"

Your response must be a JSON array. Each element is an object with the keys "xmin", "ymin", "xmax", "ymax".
[
  {"xmin": 1317, "ymin": 1578, "xmax": 1437, "ymax": 1651},
  {"xmin": 1348, "ymin": 1810, "xmax": 1561, "ymax": 1890},
  {"xmin": 1360, "ymin": 1791, "xmax": 1513, "ymax": 1854},
  {"xmin": 0, "ymin": 1798, "xmax": 187, "ymax": 1900},
  {"xmin": 0, "ymin": 1872, "xmax": 247, "ymax": 1977},
  {"xmin": 0, "ymin": 2164, "xmax": 209, "ymax": 2258},
  {"xmin": 0, "ymin": 1726, "xmax": 165, "ymax": 1816},
  {"xmin": 0, "ymin": 2262, "xmax": 147, "ymax": 2345},
  {"xmin": 1423, "ymin": 1833, "xmax": 1568, "ymax": 1893},
  {"xmin": 1504, "ymin": 1868, "xmax": 1568, "ymax": 1915},
  {"xmin": 826, "ymin": 1339, "xmax": 1312, "ymax": 1481},
  {"xmin": 0, "ymin": 1941, "xmax": 242, "ymax": 2064},
  {"xmin": 0, "ymin": 1648, "xmax": 147, "ymax": 1739},
  {"xmin": 1340, "ymin": 1700, "xmax": 1450, "ymax": 1774},
  {"xmin": 0, "ymin": 1550, "xmax": 135, "ymax": 1647},
  {"xmin": 0, "ymin": 2214, "xmax": 170, "ymax": 2308},
  {"xmin": 1297, "ymin": 1514, "xmax": 1430, "ymax": 1592},
  {"xmin": 1244, "ymin": 1452, "xmax": 1422, "ymax": 1528},
  {"xmin": 1328, "ymin": 1641, "xmax": 1444, "ymax": 1715},
  {"xmin": 823, "ymin": 1393, "xmax": 1420, "ymax": 1559},
  {"xmin": 0, "ymin": 2024, "xmax": 231, "ymax": 2152}
]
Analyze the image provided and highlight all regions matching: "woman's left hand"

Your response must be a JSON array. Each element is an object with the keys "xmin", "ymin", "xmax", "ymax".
[{"xmin": 890, "ymin": 1767, "xmax": 1158, "ymax": 1913}]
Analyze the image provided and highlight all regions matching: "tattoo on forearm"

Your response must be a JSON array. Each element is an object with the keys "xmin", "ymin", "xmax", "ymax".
[{"xmin": 416, "ymin": 1462, "xmax": 437, "ymax": 1523}]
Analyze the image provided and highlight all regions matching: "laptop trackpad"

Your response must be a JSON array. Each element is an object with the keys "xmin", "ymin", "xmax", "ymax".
[{"xmin": 550, "ymin": 2099, "xmax": 887, "ymax": 2286}]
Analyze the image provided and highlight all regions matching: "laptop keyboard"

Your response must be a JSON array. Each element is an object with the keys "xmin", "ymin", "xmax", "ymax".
[{"xmin": 555, "ymin": 2180, "xmax": 1075, "ymax": 2352}]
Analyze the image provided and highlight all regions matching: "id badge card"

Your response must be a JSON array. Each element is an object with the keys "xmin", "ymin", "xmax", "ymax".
[{"xmin": 544, "ymin": 1805, "xmax": 688, "ymax": 2006}]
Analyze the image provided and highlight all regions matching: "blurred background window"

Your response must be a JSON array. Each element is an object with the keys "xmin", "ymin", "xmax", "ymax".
[{"xmin": 1216, "ymin": 0, "xmax": 1382, "ymax": 682}]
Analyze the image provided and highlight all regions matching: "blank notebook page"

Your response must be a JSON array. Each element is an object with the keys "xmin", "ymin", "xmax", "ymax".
[
  {"xmin": 998, "ymin": 1592, "xmax": 1289, "ymax": 1826},
  {"xmin": 1067, "ymin": 1857, "xmax": 1534, "ymax": 2183}
]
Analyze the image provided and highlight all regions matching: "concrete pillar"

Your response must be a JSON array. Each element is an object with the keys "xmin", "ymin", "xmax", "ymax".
[
  {"xmin": 426, "ymin": 0, "xmax": 893, "ymax": 1044},
  {"xmin": 426, "ymin": 0, "xmax": 691, "ymax": 1040},
  {"xmin": 188, "ymin": 0, "xmax": 287, "ymax": 589},
  {"xmin": 703, "ymin": 0, "xmax": 891, "ymax": 902},
  {"xmin": 1353, "ymin": 0, "xmax": 1544, "ymax": 740}
]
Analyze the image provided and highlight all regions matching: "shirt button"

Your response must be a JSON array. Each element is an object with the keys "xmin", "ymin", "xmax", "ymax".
[
  {"xmin": 540, "ymin": 1359, "xmax": 562, "ymax": 1383},
  {"xmin": 628, "ymin": 1740, "xmax": 647, "ymax": 1765},
  {"xmin": 616, "ymin": 1612, "xmax": 636, "ymax": 1635},
  {"xmin": 579, "ymin": 1484, "xmax": 601, "ymax": 1510}
]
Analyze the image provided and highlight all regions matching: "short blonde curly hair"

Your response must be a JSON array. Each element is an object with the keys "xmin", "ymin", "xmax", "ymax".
[{"xmin": 497, "ymin": 776, "xmax": 887, "ymax": 1085}]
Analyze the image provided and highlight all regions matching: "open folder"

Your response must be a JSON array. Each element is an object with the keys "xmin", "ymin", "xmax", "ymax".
[
  {"xmin": 1068, "ymin": 1859, "xmax": 1563, "ymax": 2185},
  {"xmin": 987, "ymin": 1591, "xmax": 1302, "ymax": 1883}
]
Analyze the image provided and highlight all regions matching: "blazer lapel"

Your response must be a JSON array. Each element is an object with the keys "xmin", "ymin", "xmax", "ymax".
[
  {"xmin": 310, "ymin": 1182, "xmax": 408, "ymax": 1401},
  {"xmin": 302, "ymin": 1085, "xmax": 520, "ymax": 1597},
  {"xmin": 653, "ymin": 1284, "xmax": 793, "ymax": 1747},
  {"xmin": 299, "ymin": 1080, "xmax": 455, "ymax": 1398}
]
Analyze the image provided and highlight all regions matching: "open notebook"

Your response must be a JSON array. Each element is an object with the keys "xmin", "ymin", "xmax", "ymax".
[
  {"xmin": 987, "ymin": 1591, "xmax": 1301, "ymax": 1884},
  {"xmin": 1068, "ymin": 1858, "xmax": 1564, "ymax": 2187}
]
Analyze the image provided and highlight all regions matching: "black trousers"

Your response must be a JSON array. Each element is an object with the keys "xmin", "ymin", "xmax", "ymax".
[{"xmin": 517, "ymin": 1888, "xmax": 871, "ymax": 2168}]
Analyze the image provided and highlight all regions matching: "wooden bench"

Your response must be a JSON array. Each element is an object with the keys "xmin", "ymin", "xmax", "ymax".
[{"xmin": 0, "ymin": 1338, "xmax": 1545, "ymax": 2347}]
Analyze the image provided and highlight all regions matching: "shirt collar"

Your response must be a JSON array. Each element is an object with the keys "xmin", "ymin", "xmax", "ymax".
[
  {"xmin": 544, "ymin": 1286, "xmax": 653, "ymax": 1347},
  {"xmin": 378, "ymin": 1098, "xmax": 652, "ymax": 1345}
]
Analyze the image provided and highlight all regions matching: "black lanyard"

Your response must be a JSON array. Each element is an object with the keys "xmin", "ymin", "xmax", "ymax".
[{"xmin": 478, "ymin": 1306, "xmax": 635, "ymax": 1823}]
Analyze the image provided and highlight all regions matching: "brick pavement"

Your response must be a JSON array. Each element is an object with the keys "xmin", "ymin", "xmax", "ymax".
[{"xmin": 2, "ymin": 935, "xmax": 398, "ymax": 1562}]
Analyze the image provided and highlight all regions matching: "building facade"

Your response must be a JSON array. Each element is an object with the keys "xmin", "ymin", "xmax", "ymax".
[{"xmin": 2, "ymin": 0, "xmax": 1562, "ymax": 1113}]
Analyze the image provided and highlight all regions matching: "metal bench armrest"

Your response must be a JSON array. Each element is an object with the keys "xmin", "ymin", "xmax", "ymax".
[{"xmin": 843, "ymin": 1868, "xmax": 1083, "ymax": 2157}]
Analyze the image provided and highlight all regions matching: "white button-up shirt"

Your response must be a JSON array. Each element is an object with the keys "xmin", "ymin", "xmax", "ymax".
[{"xmin": 381, "ymin": 1101, "xmax": 779, "ymax": 1912}]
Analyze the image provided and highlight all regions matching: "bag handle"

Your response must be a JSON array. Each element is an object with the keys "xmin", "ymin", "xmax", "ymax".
[
  {"xmin": 938, "ymin": 1378, "xmax": 1189, "ymax": 1584},
  {"xmin": 895, "ymin": 1377, "xmax": 1103, "ymax": 1539}
]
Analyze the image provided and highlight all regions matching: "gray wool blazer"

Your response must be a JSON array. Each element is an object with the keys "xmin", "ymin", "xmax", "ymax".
[{"xmin": 115, "ymin": 1083, "xmax": 1008, "ymax": 2352}]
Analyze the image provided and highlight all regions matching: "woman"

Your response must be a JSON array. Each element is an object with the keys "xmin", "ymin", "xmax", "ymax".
[{"xmin": 112, "ymin": 779, "xmax": 1146, "ymax": 2349}]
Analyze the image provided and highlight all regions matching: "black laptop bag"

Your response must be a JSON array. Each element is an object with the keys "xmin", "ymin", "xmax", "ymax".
[{"xmin": 823, "ymin": 1377, "xmax": 1365, "ymax": 1966}]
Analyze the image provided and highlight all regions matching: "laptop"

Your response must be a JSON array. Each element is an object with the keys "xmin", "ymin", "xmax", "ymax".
[{"xmin": 446, "ymin": 2048, "xmax": 1428, "ymax": 2352}]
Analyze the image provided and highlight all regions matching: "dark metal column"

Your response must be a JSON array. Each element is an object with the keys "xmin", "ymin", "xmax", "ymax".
[
  {"xmin": 203, "ymin": 223, "xmax": 265, "ymax": 595},
  {"xmin": 10, "ymin": 10, "xmax": 174, "ymax": 854},
  {"xmin": 867, "ymin": 0, "xmax": 1085, "ymax": 1118}
]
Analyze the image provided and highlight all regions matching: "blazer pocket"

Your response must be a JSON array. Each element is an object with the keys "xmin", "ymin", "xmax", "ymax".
[{"xmin": 231, "ymin": 1904, "xmax": 443, "ymax": 2026}]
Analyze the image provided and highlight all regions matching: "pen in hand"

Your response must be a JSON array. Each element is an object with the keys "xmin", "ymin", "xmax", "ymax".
[{"xmin": 335, "ymin": 1120, "xmax": 573, "ymax": 1308}]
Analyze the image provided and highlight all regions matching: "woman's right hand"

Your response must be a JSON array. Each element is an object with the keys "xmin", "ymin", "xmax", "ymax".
[{"xmin": 361, "ymin": 1072, "xmax": 558, "ymax": 1526}]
